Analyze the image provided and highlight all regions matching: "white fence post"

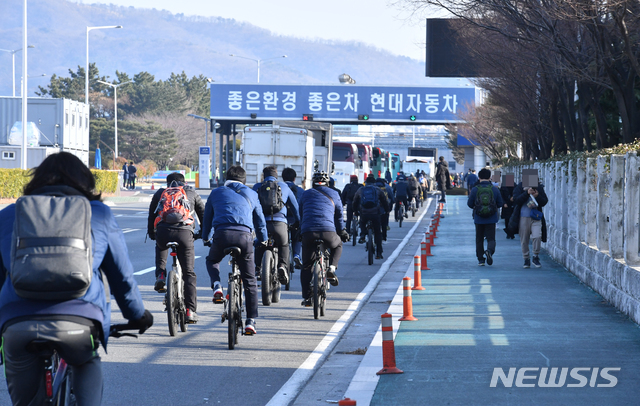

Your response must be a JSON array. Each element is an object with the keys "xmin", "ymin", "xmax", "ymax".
[
  {"xmin": 609, "ymin": 155, "xmax": 625, "ymax": 258},
  {"xmin": 596, "ymin": 156, "xmax": 610, "ymax": 253},
  {"xmin": 568, "ymin": 160, "xmax": 578, "ymax": 239},
  {"xmin": 585, "ymin": 158, "xmax": 597, "ymax": 247},
  {"xmin": 576, "ymin": 159, "xmax": 586, "ymax": 243},
  {"xmin": 555, "ymin": 162, "xmax": 564, "ymax": 232},
  {"xmin": 624, "ymin": 152, "xmax": 640, "ymax": 265}
]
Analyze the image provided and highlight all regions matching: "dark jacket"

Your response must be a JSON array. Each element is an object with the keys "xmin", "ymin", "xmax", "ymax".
[
  {"xmin": 507, "ymin": 182, "xmax": 548, "ymax": 242},
  {"xmin": 252, "ymin": 176, "xmax": 300, "ymax": 225},
  {"xmin": 394, "ymin": 179, "xmax": 409, "ymax": 198},
  {"xmin": 466, "ymin": 173, "xmax": 478, "ymax": 190},
  {"xmin": 202, "ymin": 181, "xmax": 268, "ymax": 242},
  {"xmin": 147, "ymin": 183, "xmax": 205, "ymax": 238},
  {"xmin": 354, "ymin": 183, "xmax": 390, "ymax": 215},
  {"xmin": 341, "ymin": 181, "xmax": 362, "ymax": 206},
  {"xmin": 300, "ymin": 186, "xmax": 344, "ymax": 234},
  {"xmin": 407, "ymin": 176, "xmax": 420, "ymax": 197},
  {"xmin": 285, "ymin": 181, "xmax": 304, "ymax": 225},
  {"xmin": 499, "ymin": 186, "xmax": 515, "ymax": 220},
  {"xmin": 436, "ymin": 161, "xmax": 450, "ymax": 189},
  {"xmin": 375, "ymin": 179, "xmax": 394, "ymax": 213},
  {"xmin": 467, "ymin": 181, "xmax": 504, "ymax": 224},
  {"xmin": 0, "ymin": 187, "xmax": 145, "ymax": 349},
  {"xmin": 128, "ymin": 165, "xmax": 137, "ymax": 178}
]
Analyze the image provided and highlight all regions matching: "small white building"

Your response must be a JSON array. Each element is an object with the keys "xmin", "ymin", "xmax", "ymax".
[{"xmin": 0, "ymin": 97, "xmax": 90, "ymax": 169}]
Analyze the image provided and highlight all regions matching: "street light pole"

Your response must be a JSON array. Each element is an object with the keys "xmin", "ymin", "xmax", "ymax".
[
  {"xmin": 228, "ymin": 54, "xmax": 287, "ymax": 83},
  {"xmin": 86, "ymin": 25, "xmax": 122, "ymax": 105},
  {"xmin": 20, "ymin": 74, "xmax": 47, "ymax": 97},
  {"xmin": 97, "ymin": 80, "xmax": 131, "ymax": 158},
  {"xmin": 21, "ymin": 0, "xmax": 27, "ymax": 170},
  {"xmin": 0, "ymin": 45, "xmax": 34, "ymax": 97}
]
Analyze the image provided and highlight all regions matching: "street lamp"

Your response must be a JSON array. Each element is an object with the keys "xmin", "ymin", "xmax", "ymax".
[
  {"xmin": 0, "ymin": 45, "xmax": 35, "ymax": 96},
  {"xmin": 97, "ymin": 80, "xmax": 131, "ymax": 158},
  {"xmin": 228, "ymin": 54, "xmax": 287, "ymax": 83},
  {"xmin": 338, "ymin": 73, "xmax": 356, "ymax": 84},
  {"xmin": 86, "ymin": 25, "xmax": 122, "ymax": 105},
  {"xmin": 188, "ymin": 114, "xmax": 210, "ymax": 145},
  {"xmin": 20, "ymin": 73, "xmax": 47, "ymax": 96}
]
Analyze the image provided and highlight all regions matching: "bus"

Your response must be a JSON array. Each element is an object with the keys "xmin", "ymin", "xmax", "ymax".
[
  {"xmin": 332, "ymin": 142, "xmax": 360, "ymax": 191},
  {"xmin": 354, "ymin": 143, "xmax": 373, "ymax": 183},
  {"xmin": 390, "ymin": 152, "xmax": 401, "ymax": 181},
  {"xmin": 371, "ymin": 147, "xmax": 390, "ymax": 180}
]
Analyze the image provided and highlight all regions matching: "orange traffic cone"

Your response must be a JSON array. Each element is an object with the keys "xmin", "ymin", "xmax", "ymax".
[
  {"xmin": 420, "ymin": 243, "xmax": 430, "ymax": 269},
  {"xmin": 399, "ymin": 277, "xmax": 418, "ymax": 321},
  {"xmin": 413, "ymin": 256, "xmax": 426, "ymax": 289},
  {"xmin": 338, "ymin": 398, "xmax": 357, "ymax": 406},
  {"xmin": 376, "ymin": 313, "xmax": 404, "ymax": 375},
  {"xmin": 151, "ymin": 182, "xmax": 155, "ymax": 190}
]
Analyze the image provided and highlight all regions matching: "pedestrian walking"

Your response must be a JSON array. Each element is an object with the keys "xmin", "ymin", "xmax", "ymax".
[
  {"xmin": 507, "ymin": 179, "xmax": 548, "ymax": 268},
  {"xmin": 467, "ymin": 168, "xmax": 504, "ymax": 266},
  {"xmin": 122, "ymin": 162, "xmax": 129, "ymax": 189},
  {"xmin": 435, "ymin": 156, "xmax": 450, "ymax": 203},
  {"xmin": 127, "ymin": 162, "xmax": 137, "ymax": 189}
]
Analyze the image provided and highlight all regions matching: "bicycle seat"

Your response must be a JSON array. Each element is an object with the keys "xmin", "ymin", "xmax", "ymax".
[
  {"xmin": 224, "ymin": 246, "xmax": 242, "ymax": 257},
  {"xmin": 166, "ymin": 242, "xmax": 179, "ymax": 250}
]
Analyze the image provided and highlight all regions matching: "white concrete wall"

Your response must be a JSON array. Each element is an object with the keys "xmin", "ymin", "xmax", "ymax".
[{"xmin": 503, "ymin": 153, "xmax": 640, "ymax": 324}]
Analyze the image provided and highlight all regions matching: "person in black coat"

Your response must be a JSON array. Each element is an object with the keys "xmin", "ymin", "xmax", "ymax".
[
  {"xmin": 435, "ymin": 156, "xmax": 450, "ymax": 203},
  {"xmin": 507, "ymin": 181, "xmax": 548, "ymax": 268},
  {"xmin": 500, "ymin": 184, "xmax": 515, "ymax": 239}
]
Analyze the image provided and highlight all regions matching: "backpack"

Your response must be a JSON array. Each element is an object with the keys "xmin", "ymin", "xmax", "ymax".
[
  {"xmin": 360, "ymin": 186, "xmax": 379, "ymax": 209},
  {"xmin": 10, "ymin": 194, "xmax": 93, "ymax": 301},
  {"xmin": 154, "ymin": 186, "xmax": 194, "ymax": 229},
  {"xmin": 378, "ymin": 184, "xmax": 390, "ymax": 202},
  {"xmin": 258, "ymin": 180, "xmax": 284, "ymax": 215},
  {"xmin": 287, "ymin": 182, "xmax": 301, "ymax": 201},
  {"xmin": 474, "ymin": 184, "xmax": 497, "ymax": 218}
]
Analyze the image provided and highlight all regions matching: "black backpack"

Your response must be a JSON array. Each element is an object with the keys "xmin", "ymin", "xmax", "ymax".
[
  {"xmin": 11, "ymin": 194, "xmax": 93, "ymax": 301},
  {"xmin": 360, "ymin": 186, "xmax": 379, "ymax": 209},
  {"xmin": 474, "ymin": 184, "xmax": 497, "ymax": 218},
  {"xmin": 258, "ymin": 180, "xmax": 285, "ymax": 215}
]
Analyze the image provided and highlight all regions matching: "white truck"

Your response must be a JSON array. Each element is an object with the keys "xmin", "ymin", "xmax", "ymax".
[{"xmin": 241, "ymin": 121, "xmax": 333, "ymax": 189}]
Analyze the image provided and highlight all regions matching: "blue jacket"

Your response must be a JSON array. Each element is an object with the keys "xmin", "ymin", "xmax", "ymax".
[
  {"xmin": 467, "ymin": 181, "xmax": 504, "ymax": 224},
  {"xmin": 284, "ymin": 181, "xmax": 304, "ymax": 225},
  {"xmin": 394, "ymin": 180, "xmax": 409, "ymax": 198},
  {"xmin": 203, "ymin": 181, "xmax": 268, "ymax": 242},
  {"xmin": 376, "ymin": 179, "xmax": 394, "ymax": 212},
  {"xmin": 466, "ymin": 173, "xmax": 479, "ymax": 190},
  {"xmin": 252, "ymin": 176, "xmax": 300, "ymax": 225},
  {"xmin": 0, "ymin": 199, "xmax": 145, "ymax": 349},
  {"xmin": 299, "ymin": 186, "xmax": 344, "ymax": 234}
]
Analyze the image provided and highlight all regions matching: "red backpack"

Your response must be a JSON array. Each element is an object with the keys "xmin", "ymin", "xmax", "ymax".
[{"xmin": 154, "ymin": 186, "xmax": 194, "ymax": 229}]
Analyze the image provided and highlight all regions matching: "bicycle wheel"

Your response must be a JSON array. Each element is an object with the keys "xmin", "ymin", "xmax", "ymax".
[
  {"xmin": 320, "ymin": 264, "xmax": 326, "ymax": 317},
  {"xmin": 351, "ymin": 218, "xmax": 357, "ymax": 246},
  {"xmin": 228, "ymin": 279, "xmax": 238, "ymax": 350},
  {"xmin": 55, "ymin": 365, "xmax": 76, "ymax": 406},
  {"xmin": 166, "ymin": 270, "xmax": 179, "ymax": 337},
  {"xmin": 177, "ymin": 266, "xmax": 187, "ymax": 333},
  {"xmin": 286, "ymin": 243, "xmax": 293, "ymax": 291},
  {"xmin": 312, "ymin": 262, "xmax": 321, "ymax": 319},
  {"xmin": 399, "ymin": 207, "xmax": 404, "ymax": 228},
  {"xmin": 367, "ymin": 228, "xmax": 374, "ymax": 265},
  {"xmin": 261, "ymin": 250, "xmax": 274, "ymax": 306}
]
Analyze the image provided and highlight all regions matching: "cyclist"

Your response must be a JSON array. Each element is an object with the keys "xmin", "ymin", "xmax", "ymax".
[
  {"xmin": 407, "ymin": 174, "xmax": 421, "ymax": 210},
  {"xmin": 0, "ymin": 152, "xmax": 153, "ymax": 406},
  {"xmin": 253, "ymin": 166, "xmax": 300, "ymax": 285},
  {"xmin": 375, "ymin": 177, "xmax": 394, "ymax": 241},
  {"xmin": 354, "ymin": 174, "xmax": 389, "ymax": 259},
  {"xmin": 393, "ymin": 173, "xmax": 410, "ymax": 221},
  {"xmin": 148, "ymin": 172, "xmax": 204, "ymax": 323},
  {"xmin": 202, "ymin": 166, "xmax": 268, "ymax": 335},
  {"xmin": 282, "ymin": 167, "xmax": 304, "ymax": 269},
  {"xmin": 341, "ymin": 175, "xmax": 362, "ymax": 239},
  {"xmin": 299, "ymin": 172, "xmax": 349, "ymax": 306}
]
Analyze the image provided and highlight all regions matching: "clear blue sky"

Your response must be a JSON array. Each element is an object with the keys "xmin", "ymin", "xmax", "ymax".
[{"xmin": 82, "ymin": 0, "xmax": 437, "ymax": 60}]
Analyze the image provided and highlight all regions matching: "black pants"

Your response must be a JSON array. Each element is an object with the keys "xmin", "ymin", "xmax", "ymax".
[
  {"xmin": 475, "ymin": 223, "xmax": 496, "ymax": 261},
  {"xmin": 205, "ymin": 229, "xmax": 258, "ymax": 319},
  {"xmin": 438, "ymin": 183, "xmax": 446, "ymax": 201},
  {"xmin": 301, "ymin": 231, "xmax": 343, "ymax": 299},
  {"xmin": 394, "ymin": 196, "xmax": 408, "ymax": 220},
  {"xmin": 380, "ymin": 212, "xmax": 389, "ymax": 240},
  {"xmin": 255, "ymin": 221, "xmax": 289, "ymax": 272},
  {"xmin": 2, "ymin": 318, "xmax": 103, "ymax": 406},
  {"xmin": 156, "ymin": 224, "xmax": 197, "ymax": 312},
  {"xmin": 360, "ymin": 214, "xmax": 383, "ymax": 256},
  {"xmin": 345, "ymin": 203, "xmax": 356, "ymax": 236}
]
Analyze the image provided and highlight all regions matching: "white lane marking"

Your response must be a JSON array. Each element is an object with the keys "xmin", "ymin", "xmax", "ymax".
[
  {"xmin": 122, "ymin": 228, "xmax": 140, "ymax": 234},
  {"xmin": 132, "ymin": 256, "xmax": 202, "ymax": 276},
  {"xmin": 266, "ymin": 199, "xmax": 433, "ymax": 406}
]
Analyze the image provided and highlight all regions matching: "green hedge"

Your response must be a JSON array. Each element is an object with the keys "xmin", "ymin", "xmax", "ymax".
[{"xmin": 0, "ymin": 168, "xmax": 118, "ymax": 198}]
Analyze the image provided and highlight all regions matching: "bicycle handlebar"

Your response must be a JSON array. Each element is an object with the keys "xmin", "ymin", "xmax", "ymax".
[{"xmin": 109, "ymin": 323, "xmax": 141, "ymax": 339}]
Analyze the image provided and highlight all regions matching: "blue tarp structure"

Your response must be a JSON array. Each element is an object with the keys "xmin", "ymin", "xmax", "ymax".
[{"xmin": 94, "ymin": 148, "xmax": 101, "ymax": 169}]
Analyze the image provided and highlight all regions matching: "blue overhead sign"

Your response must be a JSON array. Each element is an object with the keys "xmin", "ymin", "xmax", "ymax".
[{"xmin": 210, "ymin": 84, "xmax": 475, "ymax": 123}]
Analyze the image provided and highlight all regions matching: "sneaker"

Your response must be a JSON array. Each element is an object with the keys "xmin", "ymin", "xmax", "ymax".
[
  {"xmin": 404, "ymin": 213, "xmax": 409, "ymax": 218},
  {"xmin": 294, "ymin": 255, "xmax": 302, "ymax": 269},
  {"xmin": 478, "ymin": 261, "xmax": 485, "ymax": 266},
  {"xmin": 327, "ymin": 265, "xmax": 339, "ymax": 287},
  {"xmin": 185, "ymin": 309, "xmax": 198, "ymax": 324},
  {"xmin": 245, "ymin": 318, "xmax": 256, "ymax": 335},
  {"xmin": 301, "ymin": 298, "xmax": 312, "ymax": 307},
  {"xmin": 358, "ymin": 237, "xmax": 366, "ymax": 244},
  {"xmin": 532, "ymin": 256, "xmax": 541, "ymax": 268},
  {"xmin": 387, "ymin": 225, "xmax": 391, "ymax": 231},
  {"xmin": 278, "ymin": 266, "xmax": 289, "ymax": 285},
  {"xmin": 154, "ymin": 272, "xmax": 166, "ymax": 293},
  {"xmin": 485, "ymin": 250, "xmax": 493, "ymax": 266},
  {"xmin": 523, "ymin": 258, "xmax": 531, "ymax": 268},
  {"xmin": 376, "ymin": 253, "xmax": 384, "ymax": 260},
  {"xmin": 212, "ymin": 282, "xmax": 224, "ymax": 304}
]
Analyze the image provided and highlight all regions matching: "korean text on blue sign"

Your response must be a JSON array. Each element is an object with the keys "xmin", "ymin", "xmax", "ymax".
[
  {"xmin": 200, "ymin": 147, "xmax": 210, "ymax": 155},
  {"xmin": 210, "ymin": 84, "xmax": 475, "ymax": 123}
]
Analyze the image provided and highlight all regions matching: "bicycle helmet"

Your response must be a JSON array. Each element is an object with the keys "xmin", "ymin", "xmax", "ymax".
[{"xmin": 312, "ymin": 171, "xmax": 330, "ymax": 186}]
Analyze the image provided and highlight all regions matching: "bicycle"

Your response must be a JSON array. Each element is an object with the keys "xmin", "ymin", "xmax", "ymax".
[
  {"xmin": 28, "ymin": 322, "xmax": 142, "ymax": 406},
  {"xmin": 310, "ymin": 239, "xmax": 330, "ymax": 319},
  {"xmin": 410, "ymin": 197, "xmax": 417, "ymax": 217},
  {"xmin": 287, "ymin": 229, "xmax": 295, "ymax": 291},
  {"xmin": 165, "ymin": 242, "xmax": 187, "ymax": 336},
  {"xmin": 364, "ymin": 219, "xmax": 374, "ymax": 265},
  {"xmin": 396, "ymin": 201, "xmax": 405, "ymax": 228},
  {"xmin": 220, "ymin": 246, "xmax": 250, "ymax": 349},
  {"xmin": 261, "ymin": 235, "xmax": 282, "ymax": 306},
  {"xmin": 350, "ymin": 213, "xmax": 359, "ymax": 247}
]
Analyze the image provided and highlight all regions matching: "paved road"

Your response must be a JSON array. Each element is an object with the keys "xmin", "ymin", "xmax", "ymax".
[{"xmin": 0, "ymin": 191, "xmax": 434, "ymax": 406}]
